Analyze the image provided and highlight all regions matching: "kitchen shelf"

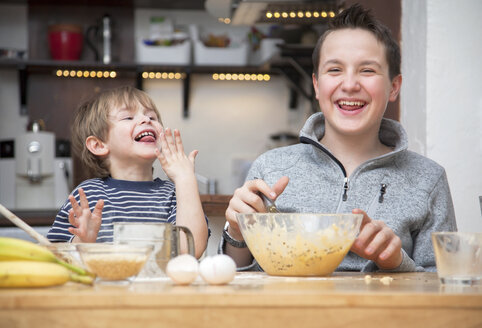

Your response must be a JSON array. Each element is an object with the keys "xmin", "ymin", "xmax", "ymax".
[{"xmin": 0, "ymin": 59, "xmax": 283, "ymax": 118}]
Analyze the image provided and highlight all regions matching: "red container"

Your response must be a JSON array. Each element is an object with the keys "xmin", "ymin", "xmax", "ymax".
[{"xmin": 48, "ymin": 24, "xmax": 83, "ymax": 60}]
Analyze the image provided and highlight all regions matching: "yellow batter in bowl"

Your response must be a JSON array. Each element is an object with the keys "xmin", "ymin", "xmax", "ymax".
[{"xmin": 236, "ymin": 213, "xmax": 362, "ymax": 276}]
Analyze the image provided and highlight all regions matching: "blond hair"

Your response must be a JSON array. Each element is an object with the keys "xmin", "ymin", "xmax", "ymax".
[{"xmin": 71, "ymin": 86, "xmax": 162, "ymax": 177}]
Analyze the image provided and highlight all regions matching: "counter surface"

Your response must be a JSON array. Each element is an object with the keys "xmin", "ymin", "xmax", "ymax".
[{"xmin": 1, "ymin": 272, "xmax": 481, "ymax": 328}]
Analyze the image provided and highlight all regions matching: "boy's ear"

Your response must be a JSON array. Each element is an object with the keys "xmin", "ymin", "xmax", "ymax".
[
  {"xmin": 312, "ymin": 73, "xmax": 320, "ymax": 100},
  {"xmin": 389, "ymin": 74, "xmax": 402, "ymax": 102},
  {"xmin": 85, "ymin": 136, "xmax": 109, "ymax": 157}
]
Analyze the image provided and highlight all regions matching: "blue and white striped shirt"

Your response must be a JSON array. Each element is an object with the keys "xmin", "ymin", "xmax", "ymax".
[{"xmin": 47, "ymin": 177, "xmax": 178, "ymax": 243}]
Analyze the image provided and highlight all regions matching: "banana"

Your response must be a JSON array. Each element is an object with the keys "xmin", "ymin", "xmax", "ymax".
[
  {"xmin": 0, "ymin": 261, "xmax": 71, "ymax": 287},
  {"xmin": 0, "ymin": 237, "xmax": 58, "ymax": 262},
  {"xmin": 0, "ymin": 261, "xmax": 94, "ymax": 287},
  {"xmin": 0, "ymin": 237, "xmax": 93, "ymax": 277}
]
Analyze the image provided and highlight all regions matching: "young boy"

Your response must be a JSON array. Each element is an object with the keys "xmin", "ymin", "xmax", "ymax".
[
  {"xmin": 222, "ymin": 4, "xmax": 457, "ymax": 271},
  {"xmin": 47, "ymin": 86, "xmax": 208, "ymax": 258}
]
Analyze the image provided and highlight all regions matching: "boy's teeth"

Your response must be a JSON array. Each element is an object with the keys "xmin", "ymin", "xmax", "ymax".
[
  {"xmin": 338, "ymin": 100, "xmax": 365, "ymax": 106},
  {"xmin": 135, "ymin": 131, "xmax": 155, "ymax": 141}
]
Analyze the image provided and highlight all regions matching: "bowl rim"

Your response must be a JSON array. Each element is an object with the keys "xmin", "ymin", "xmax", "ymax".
[
  {"xmin": 235, "ymin": 212, "xmax": 363, "ymax": 216},
  {"xmin": 75, "ymin": 243, "xmax": 154, "ymax": 253}
]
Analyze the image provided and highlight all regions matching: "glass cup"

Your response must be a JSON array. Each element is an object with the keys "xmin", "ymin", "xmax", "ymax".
[
  {"xmin": 113, "ymin": 222, "xmax": 195, "ymax": 281},
  {"xmin": 432, "ymin": 232, "xmax": 482, "ymax": 285}
]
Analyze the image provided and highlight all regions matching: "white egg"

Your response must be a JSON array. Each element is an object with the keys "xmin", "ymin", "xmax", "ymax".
[
  {"xmin": 199, "ymin": 254, "xmax": 236, "ymax": 285},
  {"xmin": 166, "ymin": 254, "xmax": 199, "ymax": 285}
]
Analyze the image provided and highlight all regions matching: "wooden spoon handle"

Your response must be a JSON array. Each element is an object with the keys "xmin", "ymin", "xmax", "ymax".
[{"xmin": 0, "ymin": 204, "xmax": 51, "ymax": 245}]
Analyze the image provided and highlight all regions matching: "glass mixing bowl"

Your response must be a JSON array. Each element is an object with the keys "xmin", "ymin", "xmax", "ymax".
[{"xmin": 236, "ymin": 213, "xmax": 362, "ymax": 276}]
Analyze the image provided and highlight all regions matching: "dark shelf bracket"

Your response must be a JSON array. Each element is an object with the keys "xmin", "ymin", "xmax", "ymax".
[
  {"xmin": 289, "ymin": 87, "xmax": 298, "ymax": 109},
  {"xmin": 18, "ymin": 65, "xmax": 27, "ymax": 116},
  {"xmin": 183, "ymin": 71, "xmax": 191, "ymax": 118},
  {"xmin": 136, "ymin": 70, "xmax": 143, "ymax": 90},
  {"xmin": 275, "ymin": 56, "xmax": 319, "ymax": 112}
]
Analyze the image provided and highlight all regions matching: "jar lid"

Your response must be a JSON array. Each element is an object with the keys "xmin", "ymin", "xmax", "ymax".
[{"xmin": 48, "ymin": 24, "xmax": 82, "ymax": 34}]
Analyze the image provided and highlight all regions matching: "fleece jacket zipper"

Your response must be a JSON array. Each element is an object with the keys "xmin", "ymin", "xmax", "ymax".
[{"xmin": 300, "ymin": 136, "xmax": 349, "ymax": 210}]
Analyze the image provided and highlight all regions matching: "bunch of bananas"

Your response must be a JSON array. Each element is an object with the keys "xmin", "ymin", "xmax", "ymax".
[{"xmin": 0, "ymin": 237, "xmax": 94, "ymax": 288}]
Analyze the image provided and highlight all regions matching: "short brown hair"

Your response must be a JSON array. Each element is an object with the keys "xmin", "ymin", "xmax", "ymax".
[
  {"xmin": 71, "ymin": 86, "xmax": 162, "ymax": 178},
  {"xmin": 312, "ymin": 3, "xmax": 401, "ymax": 80}
]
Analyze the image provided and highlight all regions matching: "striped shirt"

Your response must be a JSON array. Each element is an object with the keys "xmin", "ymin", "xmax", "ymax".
[{"xmin": 47, "ymin": 177, "xmax": 178, "ymax": 243}]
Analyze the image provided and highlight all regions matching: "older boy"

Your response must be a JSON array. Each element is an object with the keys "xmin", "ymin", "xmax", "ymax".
[
  {"xmin": 222, "ymin": 4, "xmax": 456, "ymax": 271},
  {"xmin": 47, "ymin": 86, "xmax": 208, "ymax": 258}
]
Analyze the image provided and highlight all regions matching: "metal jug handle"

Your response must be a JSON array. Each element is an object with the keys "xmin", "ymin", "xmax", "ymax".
[
  {"xmin": 174, "ymin": 225, "xmax": 195, "ymax": 257},
  {"xmin": 85, "ymin": 25, "xmax": 99, "ymax": 61}
]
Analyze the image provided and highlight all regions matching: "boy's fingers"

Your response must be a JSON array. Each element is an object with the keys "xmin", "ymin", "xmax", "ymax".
[
  {"xmin": 68, "ymin": 209, "xmax": 77, "ymax": 227},
  {"xmin": 379, "ymin": 237, "xmax": 401, "ymax": 261},
  {"xmin": 159, "ymin": 132, "xmax": 171, "ymax": 157},
  {"xmin": 68, "ymin": 195, "xmax": 81, "ymax": 215},
  {"xmin": 174, "ymin": 129, "xmax": 185, "ymax": 154},
  {"xmin": 271, "ymin": 176, "xmax": 289, "ymax": 199},
  {"xmin": 365, "ymin": 227, "xmax": 390, "ymax": 255},
  {"xmin": 78, "ymin": 188, "xmax": 89, "ymax": 209},
  {"xmin": 68, "ymin": 226, "xmax": 79, "ymax": 237},
  {"xmin": 188, "ymin": 150, "xmax": 198, "ymax": 163},
  {"xmin": 92, "ymin": 199, "xmax": 104, "ymax": 219},
  {"xmin": 249, "ymin": 176, "xmax": 289, "ymax": 202},
  {"xmin": 352, "ymin": 208, "xmax": 371, "ymax": 226},
  {"xmin": 164, "ymin": 127, "xmax": 176, "ymax": 151}
]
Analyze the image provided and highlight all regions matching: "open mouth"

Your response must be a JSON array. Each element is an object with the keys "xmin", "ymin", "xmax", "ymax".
[
  {"xmin": 134, "ymin": 131, "xmax": 156, "ymax": 142},
  {"xmin": 337, "ymin": 100, "xmax": 366, "ymax": 111}
]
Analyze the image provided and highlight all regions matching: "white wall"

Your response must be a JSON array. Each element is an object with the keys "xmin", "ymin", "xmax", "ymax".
[
  {"xmin": 402, "ymin": 0, "xmax": 482, "ymax": 232},
  {"xmin": 0, "ymin": 4, "xmax": 29, "ymax": 139},
  {"xmin": 146, "ymin": 74, "xmax": 311, "ymax": 194}
]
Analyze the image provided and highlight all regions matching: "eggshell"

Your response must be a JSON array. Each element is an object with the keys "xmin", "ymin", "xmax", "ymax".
[
  {"xmin": 199, "ymin": 254, "xmax": 236, "ymax": 285},
  {"xmin": 166, "ymin": 254, "xmax": 199, "ymax": 285}
]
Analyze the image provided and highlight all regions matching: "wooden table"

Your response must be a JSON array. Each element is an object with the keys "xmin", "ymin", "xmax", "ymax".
[{"xmin": 1, "ymin": 272, "xmax": 481, "ymax": 328}]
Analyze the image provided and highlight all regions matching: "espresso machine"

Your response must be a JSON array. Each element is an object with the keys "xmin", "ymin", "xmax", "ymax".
[{"xmin": 14, "ymin": 121, "xmax": 56, "ymax": 209}]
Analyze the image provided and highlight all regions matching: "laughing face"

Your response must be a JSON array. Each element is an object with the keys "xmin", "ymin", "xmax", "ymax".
[
  {"xmin": 312, "ymin": 28, "xmax": 401, "ymax": 140},
  {"xmin": 103, "ymin": 104, "xmax": 163, "ymax": 169}
]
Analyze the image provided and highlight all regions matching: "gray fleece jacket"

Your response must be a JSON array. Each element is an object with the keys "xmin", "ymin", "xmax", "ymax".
[{"xmin": 224, "ymin": 112, "xmax": 457, "ymax": 272}]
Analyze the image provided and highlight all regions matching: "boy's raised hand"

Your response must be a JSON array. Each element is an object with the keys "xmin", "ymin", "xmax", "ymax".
[
  {"xmin": 67, "ymin": 188, "xmax": 104, "ymax": 243},
  {"xmin": 350, "ymin": 208, "xmax": 403, "ymax": 270},
  {"xmin": 155, "ymin": 128, "xmax": 198, "ymax": 183}
]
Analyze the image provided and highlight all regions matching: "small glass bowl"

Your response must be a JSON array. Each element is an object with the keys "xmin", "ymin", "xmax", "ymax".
[
  {"xmin": 76, "ymin": 243, "xmax": 153, "ymax": 284},
  {"xmin": 45, "ymin": 242, "xmax": 85, "ymax": 268}
]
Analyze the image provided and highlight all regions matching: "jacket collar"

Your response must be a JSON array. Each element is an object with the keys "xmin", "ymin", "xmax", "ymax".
[{"xmin": 299, "ymin": 112, "xmax": 409, "ymax": 153}]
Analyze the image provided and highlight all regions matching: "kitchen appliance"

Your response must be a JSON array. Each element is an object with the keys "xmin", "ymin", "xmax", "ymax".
[
  {"xmin": 14, "ymin": 121, "xmax": 55, "ymax": 209},
  {"xmin": 0, "ymin": 140, "xmax": 15, "ymax": 208}
]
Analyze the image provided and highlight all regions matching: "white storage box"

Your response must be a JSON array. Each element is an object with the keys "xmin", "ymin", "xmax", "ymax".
[
  {"xmin": 136, "ymin": 39, "xmax": 191, "ymax": 65},
  {"xmin": 194, "ymin": 41, "xmax": 249, "ymax": 66}
]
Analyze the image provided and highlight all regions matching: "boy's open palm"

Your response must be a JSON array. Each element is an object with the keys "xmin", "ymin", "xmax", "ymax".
[
  {"xmin": 155, "ymin": 128, "xmax": 197, "ymax": 183},
  {"xmin": 67, "ymin": 188, "xmax": 103, "ymax": 242}
]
